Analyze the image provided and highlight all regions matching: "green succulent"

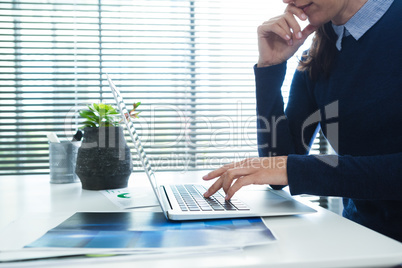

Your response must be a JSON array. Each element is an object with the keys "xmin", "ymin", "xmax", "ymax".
[{"xmin": 79, "ymin": 102, "xmax": 141, "ymax": 129}]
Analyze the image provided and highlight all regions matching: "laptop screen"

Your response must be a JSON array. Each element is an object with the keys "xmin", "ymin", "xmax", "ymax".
[{"xmin": 106, "ymin": 74, "xmax": 161, "ymax": 200}]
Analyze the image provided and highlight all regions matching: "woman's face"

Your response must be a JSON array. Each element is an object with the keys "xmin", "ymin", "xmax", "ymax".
[{"xmin": 282, "ymin": 0, "xmax": 366, "ymax": 26}]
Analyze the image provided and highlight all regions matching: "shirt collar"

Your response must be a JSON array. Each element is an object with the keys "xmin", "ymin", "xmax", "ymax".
[{"xmin": 332, "ymin": 0, "xmax": 394, "ymax": 50}]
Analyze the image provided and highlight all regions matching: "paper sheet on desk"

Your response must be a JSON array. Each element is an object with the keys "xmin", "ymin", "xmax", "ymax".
[
  {"xmin": 100, "ymin": 187, "xmax": 159, "ymax": 209},
  {"xmin": 0, "ymin": 247, "xmax": 242, "ymax": 266},
  {"xmin": 24, "ymin": 212, "xmax": 276, "ymax": 250},
  {"xmin": 0, "ymin": 212, "xmax": 276, "ymax": 265}
]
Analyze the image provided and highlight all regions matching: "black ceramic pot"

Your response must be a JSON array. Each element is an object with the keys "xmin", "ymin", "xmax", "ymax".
[{"xmin": 75, "ymin": 126, "xmax": 133, "ymax": 190}]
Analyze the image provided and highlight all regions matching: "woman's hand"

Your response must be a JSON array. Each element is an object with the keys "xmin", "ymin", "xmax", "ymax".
[
  {"xmin": 257, "ymin": 4, "xmax": 317, "ymax": 67},
  {"xmin": 203, "ymin": 156, "xmax": 288, "ymax": 200}
]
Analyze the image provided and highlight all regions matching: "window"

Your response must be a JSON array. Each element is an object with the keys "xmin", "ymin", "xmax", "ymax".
[{"xmin": 0, "ymin": 0, "xmax": 320, "ymax": 176}]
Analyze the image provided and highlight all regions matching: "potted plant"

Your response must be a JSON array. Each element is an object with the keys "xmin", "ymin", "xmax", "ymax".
[{"xmin": 75, "ymin": 102, "xmax": 140, "ymax": 190}]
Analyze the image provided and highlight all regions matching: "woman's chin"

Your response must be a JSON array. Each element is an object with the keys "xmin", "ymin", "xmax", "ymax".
[{"xmin": 307, "ymin": 17, "xmax": 330, "ymax": 27}]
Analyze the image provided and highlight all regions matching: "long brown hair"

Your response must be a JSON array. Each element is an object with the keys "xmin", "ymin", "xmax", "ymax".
[{"xmin": 298, "ymin": 22, "xmax": 338, "ymax": 81}]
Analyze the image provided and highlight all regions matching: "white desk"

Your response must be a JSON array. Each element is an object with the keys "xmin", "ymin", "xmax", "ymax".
[{"xmin": 0, "ymin": 171, "xmax": 401, "ymax": 268}]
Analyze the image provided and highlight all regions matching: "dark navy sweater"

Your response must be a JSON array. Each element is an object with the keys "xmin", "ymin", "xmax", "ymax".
[{"xmin": 254, "ymin": 0, "xmax": 402, "ymax": 242}]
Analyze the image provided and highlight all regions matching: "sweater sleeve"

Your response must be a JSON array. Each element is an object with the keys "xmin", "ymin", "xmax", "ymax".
[
  {"xmin": 287, "ymin": 152, "xmax": 402, "ymax": 200},
  {"xmin": 255, "ymin": 63, "xmax": 319, "ymax": 157},
  {"xmin": 255, "ymin": 62, "xmax": 319, "ymax": 190},
  {"xmin": 255, "ymin": 63, "xmax": 402, "ymax": 201}
]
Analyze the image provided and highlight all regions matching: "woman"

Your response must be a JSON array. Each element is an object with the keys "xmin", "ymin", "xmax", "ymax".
[{"xmin": 203, "ymin": 0, "xmax": 402, "ymax": 242}]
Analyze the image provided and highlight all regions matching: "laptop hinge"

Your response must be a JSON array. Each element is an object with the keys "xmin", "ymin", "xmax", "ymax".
[{"xmin": 161, "ymin": 186, "xmax": 173, "ymax": 210}]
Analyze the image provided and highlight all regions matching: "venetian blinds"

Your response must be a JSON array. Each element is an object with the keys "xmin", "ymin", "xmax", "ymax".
[{"xmin": 0, "ymin": 0, "xmax": 315, "ymax": 175}]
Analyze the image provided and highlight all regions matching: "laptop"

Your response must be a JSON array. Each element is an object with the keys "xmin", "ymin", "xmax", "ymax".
[{"xmin": 106, "ymin": 74, "xmax": 316, "ymax": 221}]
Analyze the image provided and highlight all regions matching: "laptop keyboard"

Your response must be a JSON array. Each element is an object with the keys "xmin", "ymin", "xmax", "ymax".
[{"xmin": 170, "ymin": 184, "xmax": 250, "ymax": 212}]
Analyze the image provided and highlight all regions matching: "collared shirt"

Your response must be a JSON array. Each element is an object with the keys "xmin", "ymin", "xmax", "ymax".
[{"xmin": 332, "ymin": 0, "xmax": 394, "ymax": 50}]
